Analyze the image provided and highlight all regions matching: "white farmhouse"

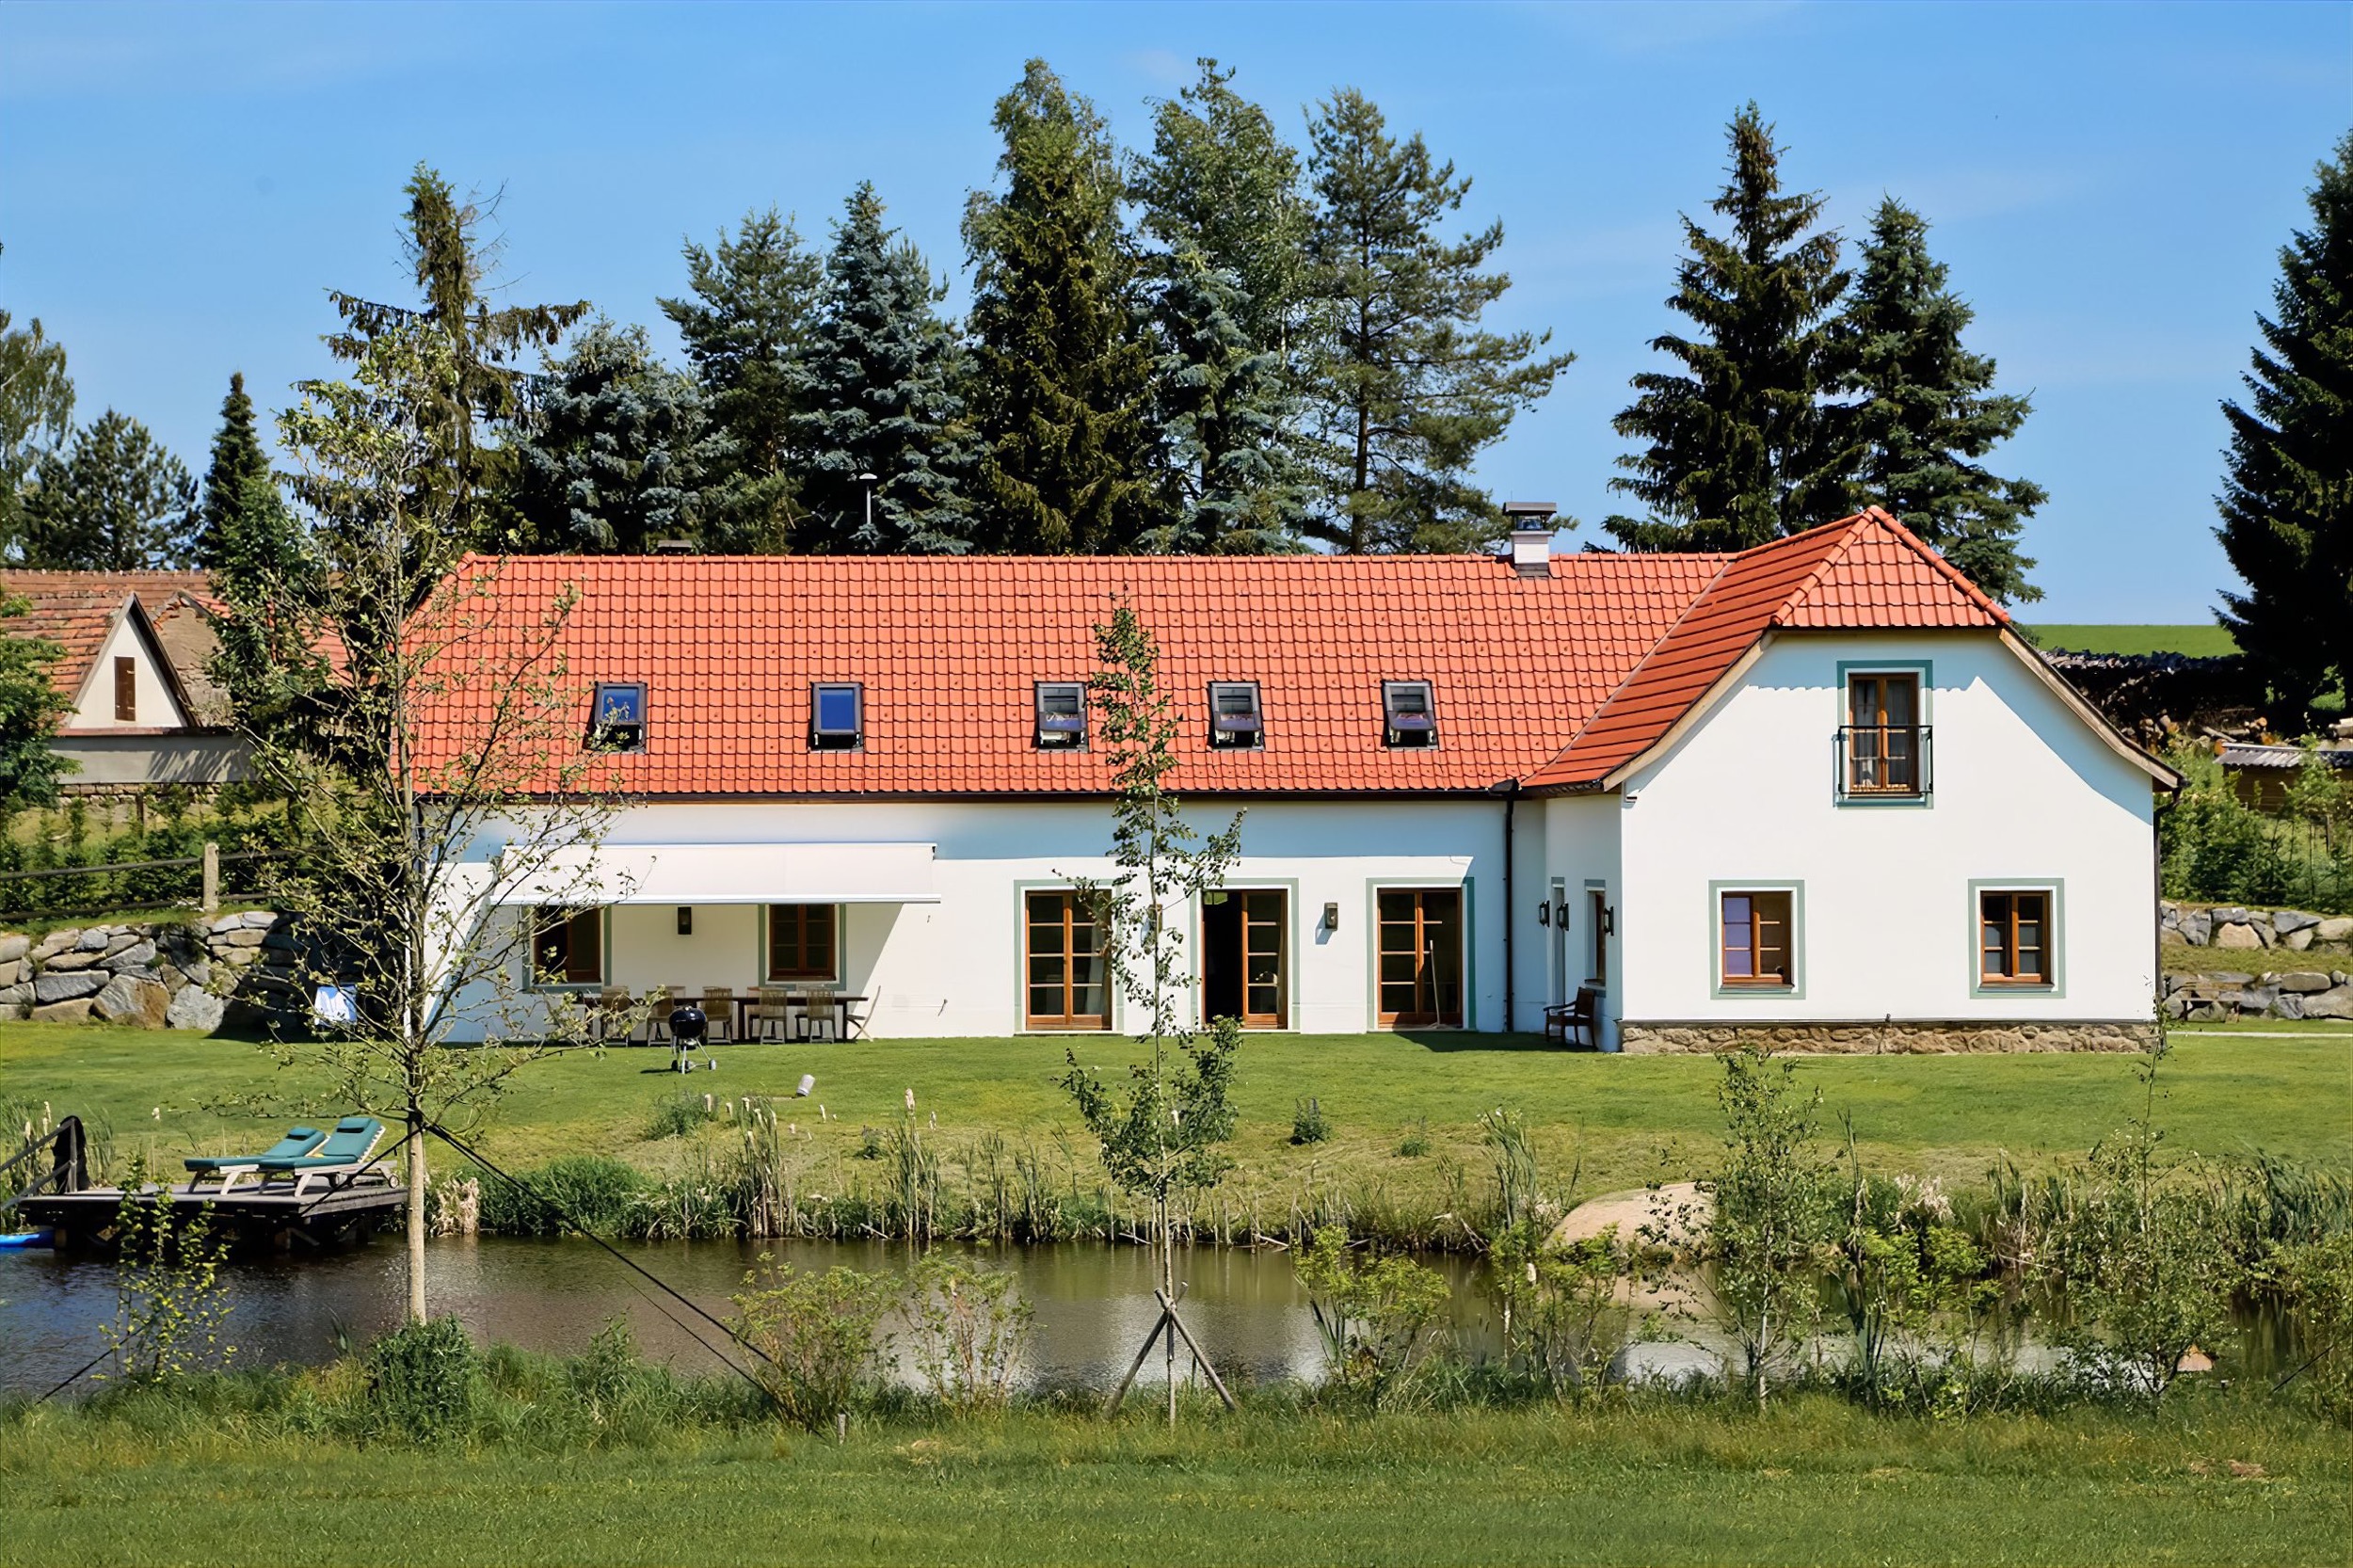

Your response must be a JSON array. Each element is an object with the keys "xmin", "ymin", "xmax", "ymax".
[{"xmin": 428, "ymin": 509, "xmax": 2175, "ymax": 1052}]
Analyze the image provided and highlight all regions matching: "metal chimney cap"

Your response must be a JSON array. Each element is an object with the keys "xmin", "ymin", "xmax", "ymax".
[
  {"xmin": 1501, "ymin": 501, "xmax": 1559, "ymax": 521},
  {"xmin": 651, "ymin": 539, "xmax": 696, "ymax": 555}
]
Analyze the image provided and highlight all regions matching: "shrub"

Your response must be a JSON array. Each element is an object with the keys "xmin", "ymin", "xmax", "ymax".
[
  {"xmin": 1395, "ymin": 1118, "xmax": 1429, "ymax": 1159},
  {"xmin": 2261, "ymin": 1234, "xmax": 2353, "ymax": 1424},
  {"xmin": 1296, "ymin": 1224, "xmax": 1450, "ymax": 1407},
  {"xmin": 475, "ymin": 1155, "xmax": 646, "ymax": 1237},
  {"xmin": 1290, "ymin": 1097, "xmax": 1332, "ymax": 1145},
  {"xmin": 100, "ymin": 1156, "xmax": 233, "ymax": 1385},
  {"xmin": 731, "ymin": 1257, "xmax": 895, "ymax": 1431},
  {"xmin": 1488, "ymin": 1219, "xmax": 1628, "ymax": 1397},
  {"xmin": 365, "ymin": 1317, "xmax": 481, "ymax": 1441},
  {"xmin": 907, "ymin": 1256, "xmax": 1032, "ymax": 1414},
  {"xmin": 643, "ymin": 1092, "xmax": 717, "ymax": 1141}
]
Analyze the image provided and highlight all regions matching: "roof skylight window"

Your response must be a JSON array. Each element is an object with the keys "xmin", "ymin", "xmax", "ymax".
[
  {"xmin": 1383, "ymin": 680, "xmax": 1436, "ymax": 748},
  {"xmin": 810, "ymin": 682, "xmax": 863, "ymax": 750},
  {"xmin": 1209, "ymin": 681, "xmax": 1263, "ymax": 749},
  {"xmin": 589, "ymin": 682, "xmax": 647, "ymax": 753},
  {"xmin": 1034, "ymin": 681, "xmax": 1087, "ymax": 748}
]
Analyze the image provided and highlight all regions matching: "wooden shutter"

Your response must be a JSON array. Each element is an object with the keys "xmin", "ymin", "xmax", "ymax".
[{"xmin": 114, "ymin": 657, "xmax": 136, "ymax": 722}]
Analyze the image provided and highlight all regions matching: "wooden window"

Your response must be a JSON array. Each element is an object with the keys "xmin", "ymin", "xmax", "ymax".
[
  {"xmin": 1979, "ymin": 890, "xmax": 2052, "ymax": 985},
  {"xmin": 1720, "ymin": 890, "xmax": 1793, "ymax": 987},
  {"xmin": 1845, "ymin": 672, "xmax": 1920, "ymax": 793},
  {"xmin": 1589, "ymin": 890, "xmax": 1609, "ymax": 986},
  {"xmin": 1377, "ymin": 887, "xmax": 1463, "ymax": 1027},
  {"xmin": 532, "ymin": 907, "xmax": 603, "ymax": 984},
  {"xmin": 113, "ymin": 657, "xmax": 136, "ymax": 722},
  {"xmin": 1025, "ymin": 891, "xmax": 1106, "ymax": 1029},
  {"xmin": 766, "ymin": 904, "xmax": 838, "ymax": 982}
]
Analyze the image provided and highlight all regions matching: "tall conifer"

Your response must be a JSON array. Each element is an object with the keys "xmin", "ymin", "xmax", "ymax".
[
  {"xmin": 196, "ymin": 372, "xmax": 273, "ymax": 569},
  {"xmin": 1832, "ymin": 199, "xmax": 2045, "ymax": 603},
  {"xmin": 1607, "ymin": 104, "xmax": 1849, "ymax": 552},
  {"xmin": 512, "ymin": 318, "xmax": 718, "ymax": 554},
  {"xmin": 2216, "ymin": 133, "xmax": 2353, "ymax": 714},
  {"xmin": 789, "ymin": 184, "xmax": 977, "ymax": 554},
  {"xmin": 962, "ymin": 59, "xmax": 1157, "ymax": 554},
  {"xmin": 660, "ymin": 209, "xmax": 824, "ymax": 553},
  {"xmin": 19, "ymin": 410, "xmax": 199, "ymax": 569},
  {"xmin": 1299, "ymin": 89, "xmax": 1571, "ymax": 554}
]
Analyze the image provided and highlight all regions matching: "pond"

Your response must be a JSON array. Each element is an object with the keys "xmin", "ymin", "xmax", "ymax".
[{"xmin": 0, "ymin": 1236, "xmax": 1501, "ymax": 1400}]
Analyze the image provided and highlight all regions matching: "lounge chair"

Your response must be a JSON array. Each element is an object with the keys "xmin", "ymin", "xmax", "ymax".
[
  {"xmin": 254, "ymin": 1116, "xmax": 389, "ymax": 1198},
  {"xmin": 184, "ymin": 1126, "xmax": 328, "ymax": 1194}
]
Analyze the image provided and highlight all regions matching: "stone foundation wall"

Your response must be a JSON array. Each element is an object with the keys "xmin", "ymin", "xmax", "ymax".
[
  {"xmin": 0, "ymin": 910, "xmax": 290, "ymax": 1032},
  {"xmin": 1617, "ymin": 1019, "xmax": 2158, "ymax": 1055}
]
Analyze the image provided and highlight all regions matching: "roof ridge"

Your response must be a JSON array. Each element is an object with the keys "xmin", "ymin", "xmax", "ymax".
[{"xmin": 1762, "ymin": 513, "xmax": 1879, "ymax": 629}]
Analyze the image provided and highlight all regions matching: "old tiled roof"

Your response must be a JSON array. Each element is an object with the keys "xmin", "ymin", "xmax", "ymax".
[
  {"xmin": 0, "ymin": 571, "xmax": 216, "ymax": 714},
  {"xmin": 1521, "ymin": 510, "xmax": 2009, "ymax": 790},
  {"xmin": 412, "ymin": 510, "xmax": 2011, "ymax": 799}
]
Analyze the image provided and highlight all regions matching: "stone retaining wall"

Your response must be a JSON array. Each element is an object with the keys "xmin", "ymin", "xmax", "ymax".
[
  {"xmin": 2161, "ymin": 899, "xmax": 2353, "ymax": 951},
  {"xmin": 0, "ymin": 910, "xmax": 290, "ymax": 1032},
  {"xmin": 2164, "ymin": 968, "xmax": 2353, "ymax": 1022},
  {"xmin": 1617, "ymin": 1020, "xmax": 2157, "ymax": 1055}
]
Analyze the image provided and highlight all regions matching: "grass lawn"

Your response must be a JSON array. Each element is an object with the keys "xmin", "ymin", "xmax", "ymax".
[
  {"xmin": 2026, "ymin": 623, "xmax": 2241, "ymax": 658},
  {"xmin": 2, "ymin": 1400, "xmax": 2343, "ymax": 1566},
  {"xmin": 6, "ymin": 1019, "xmax": 2347, "ymax": 1206}
]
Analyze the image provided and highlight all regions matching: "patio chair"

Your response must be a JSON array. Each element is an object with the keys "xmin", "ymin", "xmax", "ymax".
[
  {"xmin": 841, "ymin": 988, "xmax": 874, "ymax": 1042},
  {"xmin": 591, "ymin": 986, "xmax": 634, "ymax": 1045},
  {"xmin": 1544, "ymin": 986, "xmax": 1599, "ymax": 1050},
  {"xmin": 748, "ymin": 986, "xmax": 792, "ymax": 1043},
  {"xmin": 795, "ymin": 982, "xmax": 842, "ymax": 1042},
  {"xmin": 699, "ymin": 986, "xmax": 738, "ymax": 1045},
  {"xmin": 253, "ymin": 1115, "xmax": 389, "ymax": 1198},
  {"xmin": 644, "ymin": 985, "xmax": 675, "ymax": 1047},
  {"xmin": 183, "ymin": 1126, "xmax": 327, "ymax": 1194}
]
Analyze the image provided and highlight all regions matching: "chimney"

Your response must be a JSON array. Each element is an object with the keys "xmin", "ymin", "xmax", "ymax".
[
  {"xmin": 1502, "ymin": 502, "xmax": 1558, "ymax": 579},
  {"xmin": 651, "ymin": 539, "xmax": 696, "ymax": 555}
]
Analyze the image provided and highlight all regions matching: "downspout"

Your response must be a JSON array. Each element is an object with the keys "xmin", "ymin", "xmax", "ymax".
[{"xmin": 1491, "ymin": 779, "xmax": 1521, "ymax": 1034}]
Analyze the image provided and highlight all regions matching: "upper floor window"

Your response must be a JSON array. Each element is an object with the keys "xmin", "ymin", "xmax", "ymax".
[
  {"xmin": 1383, "ymin": 680, "xmax": 1436, "ymax": 747},
  {"xmin": 114, "ymin": 656, "xmax": 136, "ymax": 722},
  {"xmin": 810, "ymin": 682, "xmax": 863, "ymax": 750},
  {"xmin": 1978, "ymin": 889, "xmax": 2053, "ymax": 986},
  {"xmin": 1719, "ymin": 889, "xmax": 1794, "ymax": 988},
  {"xmin": 1209, "ymin": 681, "xmax": 1262, "ymax": 748},
  {"xmin": 1843, "ymin": 671, "xmax": 1925, "ymax": 796},
  {"xmin": 1034, "ymin": 681, "xmax": 1087, "ymax": 748},
  {"xmin": 589, "ymin": 682, "xmax": 647, "ymax": 752}
]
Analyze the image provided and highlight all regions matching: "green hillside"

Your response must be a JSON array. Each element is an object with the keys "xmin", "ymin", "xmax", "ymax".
[{"xmin": 2026, "ymin": 624, "xmax": 2240, "ymax": 658}]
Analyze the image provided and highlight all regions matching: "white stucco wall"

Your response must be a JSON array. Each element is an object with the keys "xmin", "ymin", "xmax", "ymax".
[
  {"xmin": 1538, "ymin": 792, "xmax": 1624, "ymax": 1047},
  {"xmin": 1613, "ymin": 630, "xmax": 2158, "ymax": 1025},
  {"xmin": 65, "ymin": 616, "xmax": 184, "ymax": 731},
  {"xmin": 438, "ymin": 798, "xmax": 1518, "ymax": 1042}
]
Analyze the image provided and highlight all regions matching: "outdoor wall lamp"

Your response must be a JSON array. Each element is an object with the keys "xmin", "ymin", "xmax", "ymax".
[
  {"xmin": 1554, "ymin": 897, "xmax": 1571, "ymax": 926},
  {"xmin": 1321, "ymin": 902, "xmax": 1339, "ymax": 933},
  {"xmin": 1600, "ymin": 905, "xmax": 1616, "ymax": 936},
  {"xmin": 1535, "ymin": 901, "xmax": 1550, "ymax": 927}
]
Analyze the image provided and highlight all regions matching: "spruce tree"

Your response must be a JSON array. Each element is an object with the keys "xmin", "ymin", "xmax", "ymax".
[
  {"xmin": 1607, "ymin": 104, "xmax": 1850, "ymax": 552},
  {"xmin": 659, "ymin": 209, "xmax": 824, "ymax": 553},
  {"xmin": 1832, "ymin": 199, "xmax": 2046, "ymax": 603},
  {"xmin": 1144, "ymin": 256, "xmax": 1304, "ymax": 552},
  {"xmin": 19, "ymin": 409, "xmax": 199, "ymax": 569},
  {"xmin": 196, "ymin": 372, "xmax": 274, "ymax": 569},
  {"xmin": 788, "ymin": 184, "xmax": 977, "ymax": 554},
  {"xmin": 962, "ymin": 58, "xmax": 1158, "ymax": 554},
  {"xmin": 2216, "ymin": 132, "xmax": 2353, "ymax": 715},
  {"xmin": 512, "ymin": 318, "xmax": 718, "ymax": 554},
  {"xmin": 1299, "ymin": 88, "xmax": 1572, "ymax": 554},
  {"xmin": 323, "ymin": 165, "xmax": 589, "ymax": 551}
]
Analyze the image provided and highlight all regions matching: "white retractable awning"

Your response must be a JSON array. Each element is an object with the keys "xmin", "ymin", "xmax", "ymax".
[{"xmin": 488, "ymin": 842, "xmax": 937, "ymax": 905}]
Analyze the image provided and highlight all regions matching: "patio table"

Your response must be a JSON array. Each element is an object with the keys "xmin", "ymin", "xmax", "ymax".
[{"xmin": 726, "ymin": 993, "xmax": 867, "ymax": 1041}]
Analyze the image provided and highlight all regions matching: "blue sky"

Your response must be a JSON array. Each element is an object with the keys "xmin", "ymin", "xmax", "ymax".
[{"xmin": 1, "ymin": 1, "xmax": 2344, "ymax": 620}]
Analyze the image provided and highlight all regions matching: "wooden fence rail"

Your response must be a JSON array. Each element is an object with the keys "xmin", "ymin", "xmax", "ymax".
[{"xmin": 0, "ymin": 842, "xmax": 283, "ymax": 921}]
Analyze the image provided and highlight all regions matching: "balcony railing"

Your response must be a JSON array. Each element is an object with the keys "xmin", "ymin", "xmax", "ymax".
[{"xmin": 1835, "ymin": 725, "xmax": 1931, "ymax": 799}]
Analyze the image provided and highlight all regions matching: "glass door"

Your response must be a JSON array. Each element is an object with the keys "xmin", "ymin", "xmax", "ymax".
[
  {"xmin": 1241, "ymin": 889, "xmax": 1287, "ymax": 1029},
  {"xmin": 1377, "ymin": 888, "xmax": 1464, "ymax": 1027},
  {"xmin": 1025, "ymin": 891, "xmax": 1106, "ymax": 1029}
]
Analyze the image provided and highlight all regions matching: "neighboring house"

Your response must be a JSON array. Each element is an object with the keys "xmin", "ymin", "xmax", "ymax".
[
  {"xmin": 2221, "ymin": 742, "xmax": 2353, "ymax": 815},
  {"xmin": 426, "ymin": 510, "xmax": 2177, "ymax": 1051},
  {"xmin": 0, "ymin": 571, "xmax": 246, "ymax": 790}
]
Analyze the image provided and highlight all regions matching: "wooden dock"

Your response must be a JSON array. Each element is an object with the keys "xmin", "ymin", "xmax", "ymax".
[{"xmin": 16, "ymin": 1177, "xmax": 407, "ymax": 1254}]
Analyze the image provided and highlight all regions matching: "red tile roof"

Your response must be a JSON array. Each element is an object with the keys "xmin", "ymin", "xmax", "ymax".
[
  {"xmin": 0, "ymin": 570, "xmax": 216, "ymax": 713},
  {"xmin": 1521, "ymin": 509, "xmax": 2008, "ymax": 790},
  {"xmin": 412, "ymin": 509, "xmax": 2009, "ymax": 799}
]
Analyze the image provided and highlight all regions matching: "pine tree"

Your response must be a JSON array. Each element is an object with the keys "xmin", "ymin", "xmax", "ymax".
[
  {"xmin": 1832, "ymin": 200, "xmax": 2046, "ymax": 603},
  {"xmin": 1132, "ymin": 59, "xmax": 1311, "ymax": 552},
  {"xmin": 962, "ymin": 58, "xmax": 1158, "ymax": 554},
  {"xmin": 788, "ymin": 184, "xmax": 977, "ymax": 554},
  {"xmin": 0, "ymin": 245, "xmax": 75, "ymax": 560},
  {"xmin": 512, "ymin": 318, "xmax": 719, "ymax": 554},
  {"xmin": 19, "ymin": 409, "xmax": 198, "ymax": 569},
  {"xmin": 1299, "ymin": 89, "xmax": 1572, "ymax": 554},
  {"xmin": 1144, "ymin": 256, "xmax": 1304, "ymax": 552},
  {"xmin": 660, "ymin": 209, "xmax": 824, "ymax": 553},
  {"xmin": 1607, "ymin": 104, "xmax": 1851, "ymax": 552},
  {"xmin": 323, "ymin": 165, "xmax": 590, "ymax": 552},
  {"xmin": 195, "ymin": 372, "xmax": 274, "ymax": 569},
  {"xmin": 2216, "ymin": 132, "xmax": 2353, "ymax": 715}
]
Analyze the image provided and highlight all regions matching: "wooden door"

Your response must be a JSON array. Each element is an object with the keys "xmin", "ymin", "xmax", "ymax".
[
  {"xmin": 1240, "ymin": 889, "xmax": 1286, "ymax": 1028},
  {"xmin": 1377, "ymin": 888, "xmax": 1463, "ymax": 1027},
  {"xmin": 1025, "ymin": 891, "xmax": 1107, "ymax": 1029}
]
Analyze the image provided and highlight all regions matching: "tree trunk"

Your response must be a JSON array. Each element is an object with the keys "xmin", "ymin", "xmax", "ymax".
[
  {"xmin": 1163, "ymin": 1208, "xmax": 1176, "ymax": 1428},
  {"xmin": 407, "ymin": 1109, "xmax": 428, "ymax": 1323}
]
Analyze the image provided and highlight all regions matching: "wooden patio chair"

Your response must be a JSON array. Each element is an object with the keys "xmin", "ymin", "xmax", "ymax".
[
  {"xmin": 748, "ymin": 986, "xmax": 792, "ymax": 1043},
  {"xmin": 1543, "ymin": 986, "xmax": 1598, "ymax": 1050},
  {"xmin": 700, "ymin": 986, "xmax": 737, "ymax": 1045},
  {"xmin": 795, "ymin": 982, "xmax": 841, "ymax": 1042},
  {"xmin": 592, "ymin": 986, "xmax": 633, "ymax": 1045},
  {"xmin": 644, "ymin": 985, "xmax": 674, "ymax": 1047}
]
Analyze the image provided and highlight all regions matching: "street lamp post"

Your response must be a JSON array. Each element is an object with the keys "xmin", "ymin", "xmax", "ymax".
[{"xmin": 855, "ymin": 472, "xmax": 878, "ymax": 538}]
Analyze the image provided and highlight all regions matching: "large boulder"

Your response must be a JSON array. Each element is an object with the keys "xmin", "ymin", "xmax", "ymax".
[
  {"xmin": 2274, "ymin": 908, "xmax": 2320, "ymax": 936},
  {"xmin": 75, "ymin": 927, "xmax": 113, "ymax": 952},
  {"xmin": 166, "ymin": 986, "xmax": 227, "ymax": 1033},
  {"xmin": 2275, "ymin": 971, "xmax": 2335, "ymax": 994},
  {"xmin": 2318, "ymin": 917, "xmax": 2353, "ymax": 944},
  {"xmin": 40, "ymin": 949, "xmax": 104, "ymax": 972},
  {"xmin": 2215, "ymin": 922, "xmax": 2265, "ymax": 951},
  {"xmin": 2305, "ymin": 987, "xmax": 2353, "ymax": 1020},
  {"xmin": 92, "ymin": 974, "xmax": 170, "ymax": 1028},
  {"xmin": 0, "ymin": 934, "xmax": 29, "ymax": 964},
  {"xmin": 106, "ymin": 939, "xmax": 158, "ymax": 972},
  {"xmin": 2220, "ymin": 986, "xmax": 2279, "ymax": 1015},
  {"xmin": 30, "ymin": 998, "xmax": 92, "ymax": 1023},
  {"xmin": 2176, "ymin": 909, "xmax": 2213, "ymax": 946},
  {"xmin": 33, "ymin": 969, "xmax": 106, "ymax": 1003}
]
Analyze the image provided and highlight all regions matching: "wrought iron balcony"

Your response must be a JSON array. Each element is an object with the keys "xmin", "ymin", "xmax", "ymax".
[{"xmin": 1835, "ymin": 725, "xmax": 1931, "ymax": 799}]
